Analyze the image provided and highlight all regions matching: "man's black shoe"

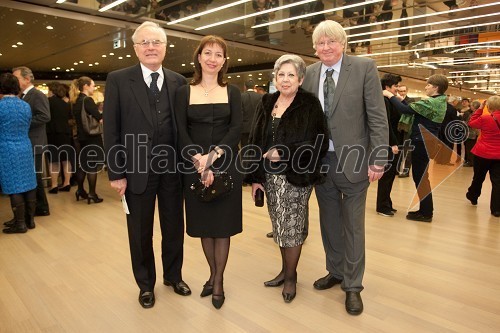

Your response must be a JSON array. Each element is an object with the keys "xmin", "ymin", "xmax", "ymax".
[
  {"xmin": 138, "ymin": 291, "xmax": 155, "ymax": 308},
  {"xmin": 35, "ymin": 210, "xmax": 50, "ymax": 216},
  {"xmin": 377, "ymin": 210, "xmax": 394, "ymax": 217},
  {"xmin": 313, "ymin": 273, "xmax": 342, "ymax": 290},
  {"xmin": 466, "ymin": 192, "xmax": 477, "ymax": 205},
  {"xmin": 406, "ymin": 212, "xmax": 432, "ymax": 222},
  {"xmin": 345, "ymin": 291, "xmax": 363, "ymax": 315},
  {"xmin": 492, "ymin": 211, "xmax": 500, "ymax": 217},
  {"xmin": 163, "ymin": 280, "xmax": 191, "ymax": 296}
]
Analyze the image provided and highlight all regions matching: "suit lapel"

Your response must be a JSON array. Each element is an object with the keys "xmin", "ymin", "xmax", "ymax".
[
  {"xmin": 331, "ymin": 55, "xmax": 352, "ymax": 114},
  {"xmin": 130, "ymin": 64, "xmax": 153, "ymax": 127}
]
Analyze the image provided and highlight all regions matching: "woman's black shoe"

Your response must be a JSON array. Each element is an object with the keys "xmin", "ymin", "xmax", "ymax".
[
  {"xmin": 212, "ymin": 293, "xmax": 225, "ymax": 309},
  {"xmin": 58, "ymin": 185, "xmax": 71, "ymax": 192},
  {"xmin": 200, "ymin": 282, "xmax": 213, "ymax": 297},
  {"xmin": 264, "ymin": 278, "xmax": 284, "ymax": 287},
  {"xmin": 75, "ymin": 189, "xmax": 89, "ymax": 201},
  {"xmin": 88, "ymin": 194, "xmax": 103, "ymax": 204},
  {"xmin": 282, "ymin": 291, "xmax": 296, "ymax": 303},
  {"xmin": 48, "ymin": 187, "xmax": 58, "ymax": 194}
]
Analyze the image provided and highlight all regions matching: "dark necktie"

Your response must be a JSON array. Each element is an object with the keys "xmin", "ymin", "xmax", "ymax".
[
  {"xmin": 150, "ymin": 72, "xmax": 160, "ymax": 96},
  {"xmin": 20, "ymin": 93, "xmax": 25, "ymax": 99},
  {"xmin": 323, "ymin": 69, "xmax": 335, "ymax": 118}
]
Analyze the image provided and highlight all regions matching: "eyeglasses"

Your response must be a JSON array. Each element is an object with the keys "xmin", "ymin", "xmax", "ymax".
[
  {"xmin": 316, "ymin": 40, "xmax": 338, "ymax": 49},
  {"xmin": 135, "ymin": 40, "xmax": 166, "ymax": 48}
]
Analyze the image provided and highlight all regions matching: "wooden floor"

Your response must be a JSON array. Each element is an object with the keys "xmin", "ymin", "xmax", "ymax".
[{"xmin": 1, "ymin": 164, "xmax": 499, "ymax": 333}]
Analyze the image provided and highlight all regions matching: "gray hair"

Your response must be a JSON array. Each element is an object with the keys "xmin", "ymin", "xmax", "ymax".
[
  {"xmin": 273, "ymin": 54, "xmax": 306, "ymax": 81},
  {"xmin": 471, "ymin": 100, "xmax": 481, "ymax": 110},
  {"xmin": 448, "ymin": 95, "xmax": 461, "ymax": 104},
  {"xmin": 12, "ymin": 66, "xmax": 34, "ymax": 82},
  {"xmin": 131, "ymin": 21, "xmax": 167, "ymax": 43},
  {"xmin": 312, "ymin": 20, "xmax": 347, "ymax": 53}
]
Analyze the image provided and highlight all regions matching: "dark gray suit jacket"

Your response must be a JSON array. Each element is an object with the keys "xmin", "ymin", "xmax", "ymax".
[
  {"xmin": 23, "ymin": 86, "xmax": 50, "ymax": 154},
  {"xmin": 103, "ymin": 63, "xmax": 187, "ymax": 194},
  {"xmin": 302, "ymin": 55, "xmax": 388, "ymax": 183}
]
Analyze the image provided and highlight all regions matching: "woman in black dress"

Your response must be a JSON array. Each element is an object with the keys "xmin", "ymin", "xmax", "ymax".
[
  {"xmin": 70, "ymin": 76, "xmax": 104, "ymax": 204},
  {"xmin": 46, "ymin": 82, "xmax": 73, "ymax": 194},
  {"xmin": 175, "ymin": 35, "xmax": 242, "ymax": 309}
]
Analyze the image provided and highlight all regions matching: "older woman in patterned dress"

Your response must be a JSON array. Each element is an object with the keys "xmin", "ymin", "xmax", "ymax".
[{"xmin": 245, "ymin": 55, "xmax": 329, "ymax": 303}]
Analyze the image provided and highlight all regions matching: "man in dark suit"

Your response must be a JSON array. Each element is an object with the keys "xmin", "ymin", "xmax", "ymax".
[
  {"xmin": 12, "ymin": 66, "xmax": 51, "ymax": 220},
  {"xmin": 103, "ymin": 21, "xmax": 191, "ymax": 309},
  {"xmin": 240, "ymin": 79, "xmax": 262, "ymax": 148},
  {"xmin": 301, "ymin": 20, "xmax": 388, "ymax": 315}
]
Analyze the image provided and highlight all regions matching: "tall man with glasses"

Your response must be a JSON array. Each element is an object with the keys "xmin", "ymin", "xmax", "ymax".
[
  {"xmin": 104, "ymin": 21, "xmax": 191, "ymax": 309},
  {"xmin": 302, "ymin": 20, "xmax": 388, "ymax": 315}
]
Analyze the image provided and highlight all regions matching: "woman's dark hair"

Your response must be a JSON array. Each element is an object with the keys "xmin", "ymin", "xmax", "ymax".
[
  {"xmin": 0, "ymin": 73, "xmax": 21, "ymax": 95},
  {"xmin": 191, "ymin": 35, "xmax": 228, "ymax": 87},
  {"xmin": 47, "ymin": 81, "xmax": 67, "ymax": 99}
]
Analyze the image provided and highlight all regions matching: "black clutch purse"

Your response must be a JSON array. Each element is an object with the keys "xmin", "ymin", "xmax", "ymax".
[
  {"xmin": 190, "ymin": 172, "xmax": 234, "ymax": 202},
  {"xmin": 255, "ymin": 188, "xmax": 264, "ymax": 207}
]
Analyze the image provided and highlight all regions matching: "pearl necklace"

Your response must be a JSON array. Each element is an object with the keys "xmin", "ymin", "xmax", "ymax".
[{"xmin": 201, "ymin": 83, "xmax": 218, "ymax": 97}]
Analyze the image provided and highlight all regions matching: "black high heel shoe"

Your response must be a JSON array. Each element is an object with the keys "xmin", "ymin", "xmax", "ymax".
[
  {"xmin": 282, "ymin": 291, "xmax": 296, "ymax": 303},
  {"xmin": 58, "ymin": 185, "xmax": 71, "ymax": 192},
  {"xmin": 75, "ymin": 189, "xmax": 89, "ymax": 201},
  {"xmin": 264, "ymin": 277, "xmax": 284, "ymax": 287},
  {"xmin": 48, "ymin": 187, "xmax": 58, "ymax": 194},
  {"xmin": 87, "ymin": 194, "xmax": 103, "ymax": 204},
  {"xmin": 212, "ymin": 292, "xmax": 225, "ymax": 309},
  {"xmin": 200, "ymin": 281, "xmax": 213, "ymax": 297}
]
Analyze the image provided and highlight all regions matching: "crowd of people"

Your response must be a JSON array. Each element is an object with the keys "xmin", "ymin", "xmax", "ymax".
[{"xmin": 1, "ymin": 19, "xmax": 499, "ymax": 317}]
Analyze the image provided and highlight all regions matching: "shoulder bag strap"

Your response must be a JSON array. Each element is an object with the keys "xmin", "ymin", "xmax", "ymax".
[{"xmin": 491, "ymin": 113, "xmax": 500, "ymax": 131}]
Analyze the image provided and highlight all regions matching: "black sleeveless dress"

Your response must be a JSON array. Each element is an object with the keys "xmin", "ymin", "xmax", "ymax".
[{"xmin": 175, "ymin": 84, "xmax": 243, "ymax": 238}]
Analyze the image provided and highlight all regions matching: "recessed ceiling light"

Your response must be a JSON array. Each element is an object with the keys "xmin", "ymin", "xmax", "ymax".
[
  {"xmin": 71, "ymin": 68, "xmax": 74, "ymax": 71},
  {"xmin": 190, "ymin": 62, "xmax": 194, "ymax": 65},
  {"xmin": 126, "ymin": 55, "xmax": 131, "ymax": 57},
  {"xmin": 169, "ymin": 44, "xmax": 174, "ymax": 47},
  {"xmin": 17, "ymin": 21, "xmax": 24, "ymax": 25},
  {"xmin": 248, "ymin": 74, "xmax": 252, "ymax": 76},
  {"xmin": 95, "ymin": 62, "xmax": 99, "ymax": 65},
  {"xmin": 66, "ymin": 69, "xmax": 70, "ymax": 72},
  {"xmin": 109, "ymin": 52, "xmax": 114, "ymax": 56},
  {"xmin": 102, "ymin": 55, "xmax": 107, "ymax": 58},
  {"xmin": 79, "ymin": 60, "xmax": 83, "ymax": 63},
  {"xmin": 237, "ymin": 59, "xmax": 242, "ymax": 62},
  {"xmin": 74, "ymin": 62, "xmax": 78, "ymax": 65},
  {"xmin": 56, "ymin": 67, "xmax": 60, "ymax": 69},
  {"xmin": 46, "ymin": 26, "xmax": 53, "ymax": 30},
  {"xmin": 228, "ymin": 76, "xmax": 232, "ymax": 78},
  {"xmin": 56, "ymin": 0, "xmax": 67, "ymax": 3},
  {"xmin": 89, "ymin": 64, "xmax": 93, "ymax": 66},
  {"xmin": 258, "ymin": 78, "xmax": 262, "ymax": 80},
  {"xmin": 17, "ymin": 42, "xmax": 23, "ymax": 45},
  {"xmin": 12, "ymin": 45, "xmax": 17, "ymax": 48},
  {"xmin": 118, "ymin": 56, "xmax": 123, "ymax": 60},
  {"xmin": 236, "ymin": 75, "xmax": 240, "ymax": 78},
  {"xmin": 181, "ymin": 64, "xmax": 185, "ymax": 66},
  {"xmin": 227, "ymin": 57, "xmax": 230, "ymax": 60},
  {"xmin": 259, "ymin": 73, "xmax": 262, "ymax": 76},
  {"xmin": 52, "ymin": 68, "xmax": 56, "ymax": 71}
]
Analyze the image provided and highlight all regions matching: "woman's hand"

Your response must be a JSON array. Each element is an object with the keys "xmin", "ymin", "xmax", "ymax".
[
  {"xmin": 263, "ymin": 148, "xmax": 281, "ymax": 162},
  {"xmin": 391, "ymin": 145, "xmax": 399, "ymax": 154},
  {"xmin": 251, "ymin": 183, "xmax": 265, "ymax": 201},
  {"xmin": 382, "ymin": 90, "xmax": 394, "ymax": 99},
  {"xmin": 193, "ymin": 153, "xmax": 214, "ymax": 174},
  {"xmin": 201, "ymin": 169, "xmax": 214, "ymax": 187}
]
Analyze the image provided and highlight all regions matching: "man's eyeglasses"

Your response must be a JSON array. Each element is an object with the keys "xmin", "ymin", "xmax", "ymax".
[
  {"xmin": 135, "ymin": 40, "xmax": 166, "ymax": 48},
  {"xmin": 316, "ymin": 40, "xmax": 338, "ymax": 48}
]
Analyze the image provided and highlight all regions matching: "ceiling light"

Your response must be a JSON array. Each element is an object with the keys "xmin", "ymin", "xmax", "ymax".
[
  {"xmin": 181, "ymin": 64, "xmax": 185, "ymax": 66},
  {"xmin": 99, "ymin": 0, "xmax": 128, "ymax": 12},
  {"xmin": 168, "ymin": 0, "xmax": 250, "ymax": 25},
  {"xmin": 17, "ymin": 42, "xmax": 23, "ymax": 46},
  {"xmin": 118, "ymin": 56, "xmax": 123, "ymax": 59},
  {"xmin": 248, "ymin": 74, "xmax": 252, "ymax": 77},
  {"xmin": 196, "ymin": 0, "xmax": 317, "ymax": 30},
  {"xmin": 16, "ymin": 21, "xmax": 24, "ymax": 25},
  {"xmin": 66, "ymin": 69, "xmax": 70, "ymax": 72},
  {"xmin": 89, "ymin": 64, "xmax": 93, "ymax": 66},
  {"xmin": 237, "ymin": 75, "xmax": 240, "ymax": 78},
  {"xmin": 94, "ymin": 62, "xmax": 99, "ymax": 65},
  {"xmin": 52, "ymin": 68, "xmax": 56, "ymax": 71},
  {"xmin": 259, "ymin": 73, "xmax": 262, "ymax": 76},
  {"xmin": 56, "ymin": 0, "xmax": 66, "ymax": 3},
  {"xmin": 46, "ymin": 26, "xmax": 53, "ymax": 30},
  {"xmin": 449, "ymin": 69, "xmax": 497, "ymax": 74},
  {"xmin": 71, "ymin": 68, "xmax": 74, "ymax": 71},
  {"xmin": 237, "ymin": 59, "xmax": 242, "ymax": 62},
  {"xmin": 109, "ymin": 52, "xmax": 114, "ymax": 56},
  {"xmin": 102, "ymin": 55, "xmax": 106, "ymax": 58},
  {"xmin": 169, "ymin": 44, "xmax": 174, "ymax": 48},
  {"xmin": 350, "ymin": 20, "xmax": 500, "ymax": 45},
  {"xmin": 190, "ymin": 62, "xmax": 194, "ymax": 65},
  {"xmin": 252, "ymin": 0, "xmax": 382, "ymax": 29},
  {"xmin": 126, "ymin": 55, "xmax": 131, "ymax": 57},
  {"xmin": 228, "ymin": 76, "xmax": 232, "ymax": 78},
  {"xmin": 79, "ymin": 60, "xmax": 83, "ymax": 63},
  {"xmin": 12, "ymin": 45, "xmax": 17, "ymax": 48},
  {"xmin": 74, "ymin": 62, "xmax": 78, "ymax": 65},
  {"xmin": 56, "ymin": 67, "xmax": 60, "ymax": 69}
]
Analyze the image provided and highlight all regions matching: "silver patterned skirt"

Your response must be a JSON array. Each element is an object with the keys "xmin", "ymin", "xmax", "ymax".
[{"xmin": 264, "ymin": 174, "xmax": 313, "ymax": 248}]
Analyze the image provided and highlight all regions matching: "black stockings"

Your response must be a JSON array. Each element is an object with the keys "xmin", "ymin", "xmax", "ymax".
[
  {"xmin": 201, "ymin": 237, "xmax": 230, "ymax": 297},
  {"xmin": 269, "ymin": 245, "xmax": 302, "ymax": 294},
  {"xmin": 76, "ymin": 167, "xmax": 98, "ymax": 195}
]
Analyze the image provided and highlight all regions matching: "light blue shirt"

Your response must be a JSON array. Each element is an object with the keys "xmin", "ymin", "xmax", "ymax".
[{"xmin": 317, "ymin": 56, "xmax": 342, "ymax": 152}]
